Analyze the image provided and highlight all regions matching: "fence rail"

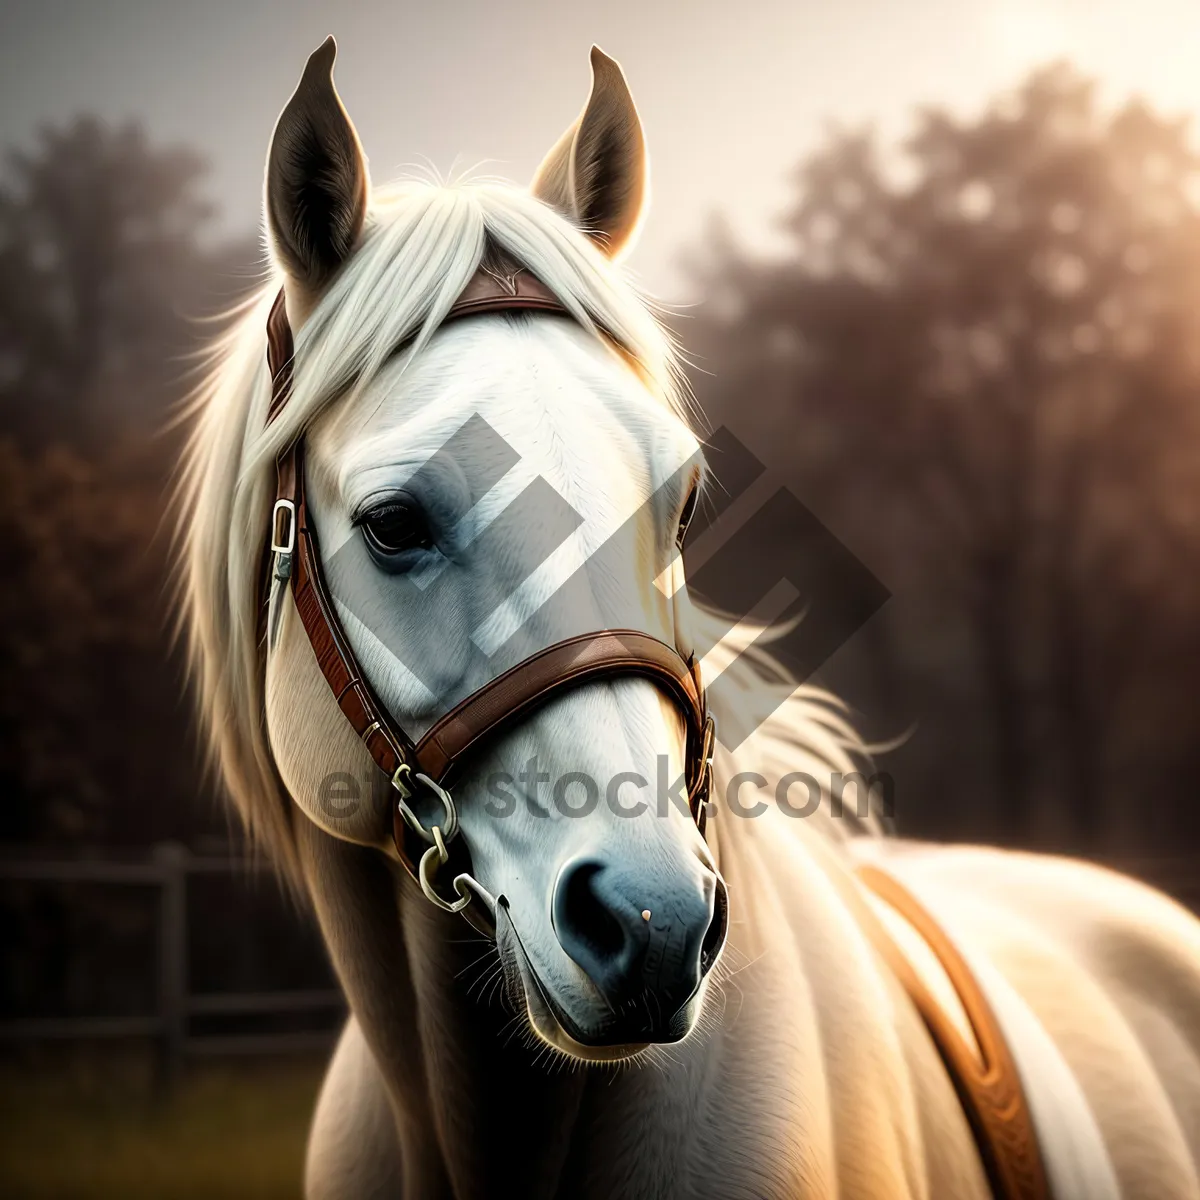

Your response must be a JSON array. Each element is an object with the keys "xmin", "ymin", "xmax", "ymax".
[
  {"xmin": 3, "ymin": 842, "xmax": 1196, "ymax": 1088},
  {"xmin": 0, "ymin": 842, "xmax": 345, "ymax": 1086}
]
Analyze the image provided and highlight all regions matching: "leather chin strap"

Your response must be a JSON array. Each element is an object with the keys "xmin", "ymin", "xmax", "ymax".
[{"xmin": 262, "ymin": 267, "xmax": 714, "ymax": 920}]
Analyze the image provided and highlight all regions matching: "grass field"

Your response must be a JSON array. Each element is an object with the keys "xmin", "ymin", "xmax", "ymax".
[{"xmin": 0, "ymin": 1053, "xmax": 325, "ymax": 1200}]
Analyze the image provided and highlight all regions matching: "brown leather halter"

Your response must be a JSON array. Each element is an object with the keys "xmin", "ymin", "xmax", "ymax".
[
  {"xmin": 262, "ymin": 265, "xmax": 714, "ymax": 924},
  {"xmin": 262, "ymin": 261, "xmax": 1049, "ymax": 1200}
]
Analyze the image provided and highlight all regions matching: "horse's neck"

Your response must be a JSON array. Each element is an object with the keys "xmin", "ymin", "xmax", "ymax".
[
  {"xmin": 298, "ymin": 821, "xmax": 594, "ymax": 1195},
  {"xmin": 400, "ymin": 895, "xmax": 594, "ymax": 1196},
  {"xmin": 298, "ymin": 816, "xmax": 986, "ymax": 1199},
  {"xmin": 714, "ymin": 814, "xmax": 997, "ymax": 1199}
]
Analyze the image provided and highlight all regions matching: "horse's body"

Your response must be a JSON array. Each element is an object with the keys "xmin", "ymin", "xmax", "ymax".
[
  {"xmin": 300, "ymin": 828, "xmax": 1200, "ymax": 1199},
  {"xmin": 180, "ymin": 39, "xmax": 1200, "ymax": 1199}
]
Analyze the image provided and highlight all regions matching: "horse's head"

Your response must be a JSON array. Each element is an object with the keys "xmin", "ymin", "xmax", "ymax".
[{"xmin": 210, "ymin": 39, "xmax": 728, "ymax": 1062}]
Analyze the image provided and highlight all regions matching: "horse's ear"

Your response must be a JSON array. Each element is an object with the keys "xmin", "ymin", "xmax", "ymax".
[
  {"xmin": 266, "ymin": 36, "xmax": 369, "ymax": 296},
  {"xmin": 531, "ymin": 46, "xmax": 647, "ymax": 260}
]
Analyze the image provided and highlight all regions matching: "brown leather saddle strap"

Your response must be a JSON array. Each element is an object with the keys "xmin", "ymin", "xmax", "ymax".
[{"xmin": 857, "ymin": 865, "xmax": 1050, "ymax": 1200}]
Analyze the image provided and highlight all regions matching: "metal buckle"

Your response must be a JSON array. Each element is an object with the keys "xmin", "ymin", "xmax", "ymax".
[
  {"xmin": 701, "ymin": 713, "xmax": 716, "ymax": 764},
  {"xmin": 690, "ymin": 713, "xmax": 716, "ymax": 831},
  {"xmin": 270, "ymin": 498, "xmax": 296, "ymax": 583},
  {"xmin": 698, "ymin": 713, "xmax": 716, "ymax": 786},
  {"xmin": 270, "ymin": 499, "xmax": 296, "ymax": 555}
]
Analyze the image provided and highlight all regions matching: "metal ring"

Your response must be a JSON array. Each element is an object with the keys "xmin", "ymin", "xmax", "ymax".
[
  {"xmin": 393, "ymin": 769, "xmax": 459, "ymax": 847},
  {"xmin": 418, "ymin": 840, "xmax": 473, "ymax": 913},
  {"xmin": 453, "ymin": 872, "xmax": 498, "ymax": 916},
  {"xmin": 396, "ymin": 798, "xmax": 435, "ymax": 845},
  {"xmin": 391, "ymin": 762, "xmax": 415, "ymax": 800},
  {"xmin": 390, "ymin": 766, "xmax": 478, "ymax": 916},
  {"xmin": 414, "ymin": 774, "xmax": 458, "ymax": 844}
]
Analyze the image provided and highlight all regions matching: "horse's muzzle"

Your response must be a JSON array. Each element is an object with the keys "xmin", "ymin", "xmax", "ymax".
[{"xmin": 549, "ymin": 855, "xmax": 729, "ymax": 1041}]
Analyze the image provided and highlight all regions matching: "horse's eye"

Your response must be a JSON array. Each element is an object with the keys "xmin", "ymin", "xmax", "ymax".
[
  {"xmin": 676, "ymin": 485, "xmax": 699, "ymax": 551},
  {"xmin": 357, "ymin": 500, "xmax": 434, "ymax": 557}
]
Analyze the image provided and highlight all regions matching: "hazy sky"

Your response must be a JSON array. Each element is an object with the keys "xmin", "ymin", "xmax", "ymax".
[{"xmin": 4, "ymin": 0, "xmax": 1200, "ymax": 297}]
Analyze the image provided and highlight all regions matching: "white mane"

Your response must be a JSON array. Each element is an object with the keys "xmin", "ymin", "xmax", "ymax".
[{"xmin": 176, "ymin": 177, "xmax": 880, "ymax": 886}]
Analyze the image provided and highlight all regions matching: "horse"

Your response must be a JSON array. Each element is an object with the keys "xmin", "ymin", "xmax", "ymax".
[{"xmin": 178, "ymin": 37, "xmax": 1200, "ymax": 1200}]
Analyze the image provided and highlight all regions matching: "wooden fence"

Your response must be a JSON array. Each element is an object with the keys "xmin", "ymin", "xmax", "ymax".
[
  {"xmin": 0, "ymin": 842, "xmax": 344, "ymax": 1087},
  {"xmin": 2, "ymin": 843, "xmax": 1196, "ymax": 1091}
]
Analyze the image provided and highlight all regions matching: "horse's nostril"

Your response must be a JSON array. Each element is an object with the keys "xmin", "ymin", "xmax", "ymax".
[
  {"xmin": 552, "ymin": 855, "xmax": 722, "ymax": 1016},
  {"xmin": 552, "ymin": 856, "xmax": 652, "ymax": 1007},
  {"xmin": 555, "ymin": 859, "xmax": 626, "ymax": 963}
]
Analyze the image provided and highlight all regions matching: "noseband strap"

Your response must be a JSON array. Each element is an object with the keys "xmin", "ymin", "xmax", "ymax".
[
  {"xmin": 262, "ymin": 267, "xmax": 714, "ymax": 916},
  {"xmin": 414, "ymin": 628, "xmax": 707, "ymax": 784}
]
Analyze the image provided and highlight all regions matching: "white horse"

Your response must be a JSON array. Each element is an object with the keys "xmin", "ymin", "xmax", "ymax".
[{"xmin": 180, "ymin": 39, "xmax": 1200, "ymax": 1199}]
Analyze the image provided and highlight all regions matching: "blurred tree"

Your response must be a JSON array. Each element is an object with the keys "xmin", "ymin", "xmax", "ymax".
[
  {"xmin": 0, "ymin": 118, "xmax": 219, "ymax": 446},
  {"xmin": 0, "ymin": 439, "xmax": 196, "ymax": 843},
  {"xmin": 686, "ymin": 64, "xmax": 1200, "ymax": 849},
  {"xmin": 0, "ymin": 118, "xmax": 258, "ymax": 845},
  {"xmin": 0, "ymin": 118, "xmax": 338, "ymax": 1023}
]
